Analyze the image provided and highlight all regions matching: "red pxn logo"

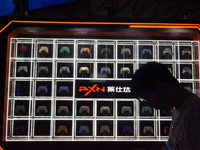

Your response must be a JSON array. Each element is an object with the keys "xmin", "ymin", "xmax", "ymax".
[{"xmin": 79, "ymin": 84, "xmax": 105, "ymax": 96}]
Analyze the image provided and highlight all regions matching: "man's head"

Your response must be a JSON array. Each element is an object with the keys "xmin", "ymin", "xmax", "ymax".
[{"xmin": 131, "ymin": 62, "xmax": 181, "ymax": 110}]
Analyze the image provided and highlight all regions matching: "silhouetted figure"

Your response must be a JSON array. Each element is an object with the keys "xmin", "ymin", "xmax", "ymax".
[
  {"xmin": 131, "ymin": 62, "xmax": 200, "ymax": 150},
  {"xmin": 13, "ymin": 0, "xmax": 29, "ymax": 16}
]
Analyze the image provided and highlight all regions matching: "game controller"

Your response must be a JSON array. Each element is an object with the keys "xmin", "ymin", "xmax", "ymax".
[
  {"xmin": 36, "ymin": 106, "xmax": 48, "ymax": 114},
  {"xmin": 142, "ymin": 49, "xmax": 152, "ymax": 55},
  {"xmin": 121, "ymin": 48, "xmax": 131, "ymax": 55},
  {"xmin": 58, "ymin": 86, "xmax": 69, "ymax": 93},
  {"xmin": 79, "ymin": 125, "xmax": 89, "ymax": 134},
  {"xmin": 38, "ymin": 66, "xmax": 49, "ymax": 74},
  {"xmin": 184, "ymin": 86, "xmax": 192, "ymax": 91},
  {"xmin": 17, "ymin": 66, "xmax": 28, "ymax": 73},
  {"xmin": 39, "ymin": 46, "xmax": 49, "ymax": 53},
  {"xmin": 79, "ymin": 106, "xmax": 90, "ymax": 113},
  {"xmin": 100, "ymin": 106, "xmax": 110, "ymax": 114},
  {"xmin": 58, "ymin": 106, "xmax": 69, "ymax": 114},
  {"xmin": 141, "ymin": 106, "xmax": 152, "ymax": 114},
  {"xmin": 143, "ymin": 126, "xmax": 153, "ymax": 135},
  {"xmin": 57, "ymin": 125, "xmax": 68, "ymax": 134},
  {"xmin": 60, "ymin": 46, "xmax": 70, "ymax": 54},
  {"xmin": 100, "ymin": 67, "xmax": 111, "ymax": 74},
  {"xmin": 182, "ymin": 67, "xmax": 192, "ymax": 75},
  {"xmin": 164, "ymin": 126, "xmax": 169, "ymax": 135},
  {"xmin": 37, "ymin": 86, "xmax": 48, "ymax": 93},
  {"xmin": 168, "ymin": 68, "xmax": 172, "ymax": 74},
  {"xmin": 101, "ymin": 48, "xmax": 111, "ymax": 55},
  {"xmin": 120, "ymin": 67, "xmax": 130, "ymax": 74},
  {"xmin": 100, "ymin": 125, "xmax": 110, "ymax": 134},
  {"xmin": 123, "ymin": 125, "xmax": 133, "ymax": 134},
  {"xmin": 80, "ymin": 48, "xmax": 90, "ymax": 55},
  {"xmin": 15, "ymin": 82, "xmax": 27, "ymax": 96},
  {"xmin": 59, "ymin": 66, "xmax": 70, "ymax": 74},
  {"xmin": 18, "ymin": 46, "xmax": 27, "ymax": 53},
  {"xmin": 15, "ymin": 105, "xmax": 25, "ymax": 113},
  {"xmin": 79, "ymin": 67, "xmax": 89, "ymax": 74},
  {"xmin": 163, "ymin": 48, "xmax": 172, "ymax": 55},
  {"xmin": 182, "ymin": 48, "xmax": 191, "ymax": 55},
  {"xmin": 121, "ymin": 106, "xmax": 132, "ymax": 114},
  {"xmin": 36, "ymin": 125, "xmax": 47, "ymax": 135}
]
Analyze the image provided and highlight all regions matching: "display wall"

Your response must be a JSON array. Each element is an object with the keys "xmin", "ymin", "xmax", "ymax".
[{"xmin": 4, "ymin": 37, "xmax": 200, "ymax": 141}]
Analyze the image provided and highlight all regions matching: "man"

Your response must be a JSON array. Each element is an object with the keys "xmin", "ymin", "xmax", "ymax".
[
  {"xmin": 131, "ymin": 62, "xmax": 200, "ymax": 150},
  {"xmin": 13, "ymin": 0, "xmax": 29, "ymax": 16}
]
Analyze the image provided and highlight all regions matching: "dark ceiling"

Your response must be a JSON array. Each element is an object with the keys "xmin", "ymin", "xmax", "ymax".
[
  {"xmin": 1, "ymin": 0, "xmax": 200, "ymax": 23},
  {"xmin": 89, "ymin": 0, "xmax": 200, "ymax": 21},
  {"xmin": 29, "ymin": 0, "xmax": 200, "ymax": 22}
]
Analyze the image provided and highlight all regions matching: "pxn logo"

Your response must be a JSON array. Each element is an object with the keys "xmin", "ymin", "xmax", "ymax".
[{"xmin": 79, "ymin": 84, "xmax": 105, "ymax": 96}]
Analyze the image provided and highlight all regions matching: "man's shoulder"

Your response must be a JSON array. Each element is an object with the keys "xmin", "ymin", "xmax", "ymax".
[
  {"xmin": 186, "ymin": 94, "xmax": 200, "ymax": 105},
  {"xmin": 184, "ymin": 94, "xmax": 200, "ymax": 117}
]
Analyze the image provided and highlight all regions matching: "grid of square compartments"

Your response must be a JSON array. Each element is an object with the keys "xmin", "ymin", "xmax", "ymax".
[{"xmin": 5, "ymin": 38, "xmax": 200, "ymax": 141}]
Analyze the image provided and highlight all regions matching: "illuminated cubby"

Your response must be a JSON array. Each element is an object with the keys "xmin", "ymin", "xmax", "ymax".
[{"xmin": 5, "ymin": 38, "xmax": 200, "ymax": 141}]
